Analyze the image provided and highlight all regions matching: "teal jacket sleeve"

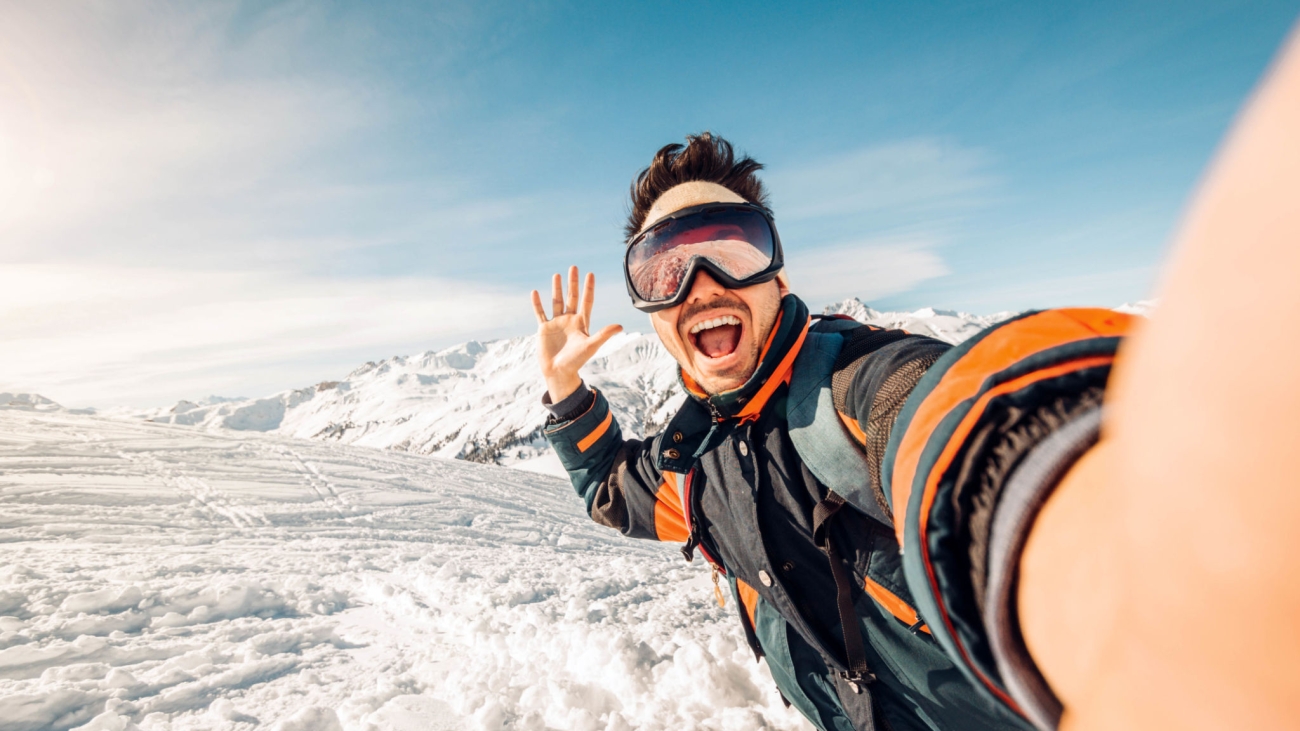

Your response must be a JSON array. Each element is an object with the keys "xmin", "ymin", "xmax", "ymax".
[{"xmin": 543, "ymin": 388, "xmax": 690, "ymax": 543}]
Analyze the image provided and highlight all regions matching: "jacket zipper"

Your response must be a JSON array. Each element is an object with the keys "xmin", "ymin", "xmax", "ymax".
[
  {"xmin": 678, "ymin": 469, "xmax": 726, "ymax": 573},
  {"xmin": 677, "ymin": 403, "xmax": 729, "ymax": 605},
  {"xmin": 690, "ymin": 399, "xmax": 725, "ymax": 461}
]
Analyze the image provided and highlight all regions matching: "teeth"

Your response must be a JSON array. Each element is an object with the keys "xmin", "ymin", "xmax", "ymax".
[{"xmin": 689, "ymin": 315, "xmax": 741, "ymax": 335}]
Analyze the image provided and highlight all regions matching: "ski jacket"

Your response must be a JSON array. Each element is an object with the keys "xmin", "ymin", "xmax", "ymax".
[{"xmin": 543, "ymin": 294, "xmax": 1131, "ymax": 731}]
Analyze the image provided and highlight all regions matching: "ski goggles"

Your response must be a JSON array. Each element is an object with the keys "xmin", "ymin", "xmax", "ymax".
[{"xmin": 623, "ymin": 202, "xmax": 784, "ymax": 312}]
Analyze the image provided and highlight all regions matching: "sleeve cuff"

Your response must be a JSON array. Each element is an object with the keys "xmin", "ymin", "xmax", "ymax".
[
  {"xmin": 982, "ymin": 405, "xmax": 1102, "ymax": 731},
  {"xmin": 543, "ymin": 381, "xmax": 595, "ymax": 423}
]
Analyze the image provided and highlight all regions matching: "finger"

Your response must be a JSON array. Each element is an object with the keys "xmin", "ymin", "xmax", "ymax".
[
  {"xmin": 565, "ymin": 266, "xmax": 579, "ymax": 315},
  {"xmin": 530, "ymin": 290, "xmax": 548, "ymax": 324},
  {"xmin": 551, "ymin": 273, "xmax": 563, "ymax": 318},
  {"xmin": 586, "ymin": 323, "xmax": 624, "ymax": 355},
  {"xmin": 580, "ymin": 271, "xmax": 596, "ymax": 328}
]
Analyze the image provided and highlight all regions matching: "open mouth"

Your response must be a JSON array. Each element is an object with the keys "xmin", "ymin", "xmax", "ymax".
[{"xmin": 689, "ymin": 315, "xmax": 742, "ymax": 359}]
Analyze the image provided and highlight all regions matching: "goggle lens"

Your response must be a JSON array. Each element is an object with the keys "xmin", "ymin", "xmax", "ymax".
[{"xmin": 627, "ymin": 207, "xmax": 776, "ymax": 303}]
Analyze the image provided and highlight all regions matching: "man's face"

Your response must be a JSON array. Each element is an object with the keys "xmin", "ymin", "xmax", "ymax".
[{"xmin": 640, "ymin": 182, "xmax": 785, "ymax": 395}]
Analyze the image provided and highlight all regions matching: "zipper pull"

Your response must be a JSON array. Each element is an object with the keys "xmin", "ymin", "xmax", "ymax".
[
  {"xmin": 691, "ymin": 401, "xmax": 726, "ymax": 461},
  {"xmin": 711, "ymin": 564, "xmax": 726, "ymax": 607},
  {"xmin": 680, "ymin": 533, "xmax": 698, "ymax": 562},
  {"xmin": 708, "ymin": 400, "xmax": 724, "ymax": 424}
]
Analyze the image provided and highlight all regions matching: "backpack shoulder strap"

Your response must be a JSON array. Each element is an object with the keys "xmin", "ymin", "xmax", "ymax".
[{"xmin": 787, "ymin": 319, "xmax": 896, "ymax": 526}]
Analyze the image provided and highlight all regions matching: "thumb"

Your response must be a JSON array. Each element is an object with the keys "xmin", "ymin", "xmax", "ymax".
[{"xmin": 587, "ymin": 323, "xmax": 624, "ymax": 353}]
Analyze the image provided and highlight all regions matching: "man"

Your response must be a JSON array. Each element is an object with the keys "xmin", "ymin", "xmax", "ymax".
[
  {"xmin": 530, "ymin": 29, "xmax": 1300, "ymax": 731},
  {"xmin": 533, "ymin": 132, "xmax": 1064, "ymax": 730}
]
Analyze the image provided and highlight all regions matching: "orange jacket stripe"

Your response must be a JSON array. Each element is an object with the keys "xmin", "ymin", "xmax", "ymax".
[
  {"xmin": 736, "ymin": 578, "xmax": 760, "ymax": 629},
  {"xmin": 913, "ymin": 353, "xmax": 1118, "ymax": 710},
  {"xmin": 576, "ymin": 409, "xmax": 614, "ymax": 453},
  {"xmin": 836, "ymin": 410, "xmax": 868, "ymax": 448},
  {"xmin": 916, "ymin": 355, "xmax": 1117, "ymax": 549},
  {"xmin": 863, "ymin": 576, "xmax": 930, "ymax": 634},
  {"xmin": 890, "ymin": 309, "xmax": 1132, "ymax": 531},
  {"xmin": 653, "ymin": 472, "xmax": 690, "ymax": 543},
  {"xmin": 736, "ymin": 317, "xmax": 810, "ymax": 423}
]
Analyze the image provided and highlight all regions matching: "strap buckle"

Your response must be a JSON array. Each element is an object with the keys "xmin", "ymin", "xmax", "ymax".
[{"xmin": 838, "ymin": 669, "xmax": 877, "ymax": 693}]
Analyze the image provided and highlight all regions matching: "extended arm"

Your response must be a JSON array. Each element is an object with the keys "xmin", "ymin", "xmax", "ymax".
[{"xmin": 1021, "ymin": 27, "xmax": 1300, "ymax": 731}]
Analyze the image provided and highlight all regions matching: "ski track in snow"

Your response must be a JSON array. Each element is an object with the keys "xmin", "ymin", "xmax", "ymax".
[{"xmin": 0, "ymin": 411, "xmax": 809, "ymax": 731}]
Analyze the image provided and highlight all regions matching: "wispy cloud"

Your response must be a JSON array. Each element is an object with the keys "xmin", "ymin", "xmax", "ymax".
[
  {"xmin": 782, "ymin": 237, "xmax": 950, "ymax": 307},
  {"xmin": 0, "ymin": 3, "xmax": 543, "ymax": 406},
  {"xmin": 911, "ymin": 265, "xmax": 1159, "ymax": 313},
  {"xmin": 0, "ymin": 3, "xmax": 385, "ymax": 263},
  {"xmin": 769, "ymin": 138, "xmax": 1000, "ymax": 224},
  {"xmin": 765, "ymin": 138, "xmax": 1000, "ymax": 306},
  {"xmin": 0, "ymin": 263, "xmax": 529, "ymax": 407},
  {"xmin": 0, "ymin": 3, "xmax": 607, "ymax": 267}
]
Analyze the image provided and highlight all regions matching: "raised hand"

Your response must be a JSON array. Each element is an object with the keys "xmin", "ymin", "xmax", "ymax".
[{"xmin": 531, "ymin": 266, "xmax": 623, "ymax": 403}]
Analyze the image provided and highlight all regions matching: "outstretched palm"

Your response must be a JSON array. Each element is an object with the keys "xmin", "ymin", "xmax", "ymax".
[{"xmin": 531, "ymin": 266, "xmax": 623, "ymax": 403}]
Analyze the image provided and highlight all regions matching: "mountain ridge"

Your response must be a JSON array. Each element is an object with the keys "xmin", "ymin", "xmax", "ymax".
[
  {"xmin": 12, "ymin": 298, "xmax": 1148, "ymax": 474},
  {"xmin": 134, "ymin": 298, "xmax": 1023, "ymax": 473}
]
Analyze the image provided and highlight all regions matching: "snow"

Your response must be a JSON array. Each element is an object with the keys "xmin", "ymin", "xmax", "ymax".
[
  {"xmin": 509, "ymin": 452, "xmax": 569, "ymax": 479},
  {"xmin": 0, "ymin": 410, "xmax": 808, "ymax": 731}
]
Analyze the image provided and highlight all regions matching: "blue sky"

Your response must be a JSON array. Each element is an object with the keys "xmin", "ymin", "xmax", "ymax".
[{"xmin": 1, "ymin": 1, "xmax": 1296, "ymax": 406}]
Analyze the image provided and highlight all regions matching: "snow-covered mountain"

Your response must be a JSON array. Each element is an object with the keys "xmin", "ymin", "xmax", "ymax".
[
  {"xmin": 0, "ymin": 392, "xmax": 63, "ymax": 412},
  {"xmin": 142, "ymin": 331, "xmax": 683, "ymax": 475},
  {"xmin": 1114, "ymin": 299, "xmax": 1157, "ymax": 316},
  {"xmin": 822, "ymin": 299, "xmax": 1017, "ymax": 343},
  {"xmin": 138, "ymin": 299, "xmax": 1020, "ymax": 472},
  {"xmin": 2, "ymin": 392, "xmax": 97, "ymax": 415}
]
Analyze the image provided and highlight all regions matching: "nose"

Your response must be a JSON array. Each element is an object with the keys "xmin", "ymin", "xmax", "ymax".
[{"xmin": 685, "ymin": 270, "xmax": 726, "ymax": 303}]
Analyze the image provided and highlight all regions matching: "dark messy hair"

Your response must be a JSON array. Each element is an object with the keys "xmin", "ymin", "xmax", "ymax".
[{"xmin": 624, "ymin": 132, "xmax": 769, "ymax": 241}]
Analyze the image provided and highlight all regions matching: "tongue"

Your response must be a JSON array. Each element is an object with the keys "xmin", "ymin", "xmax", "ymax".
[{"xmin": 698, "ymin": 324, "xmax": 741, "ymax": 358}]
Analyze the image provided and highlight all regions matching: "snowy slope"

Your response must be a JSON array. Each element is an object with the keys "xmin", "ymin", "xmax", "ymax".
[
  {"xmin": 0, "ymin": 409, "xmax": 808, "ymax": 731},
  {"xmin": 139, "ymin": 300, "xmax": 1015, "ymax": 474}
]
